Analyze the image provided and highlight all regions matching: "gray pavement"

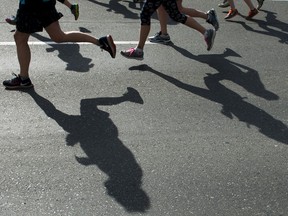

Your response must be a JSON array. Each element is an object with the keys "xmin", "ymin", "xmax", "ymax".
[{"xmin": 0, "ymin": 0, "xmax": 288, "ymax": 215}]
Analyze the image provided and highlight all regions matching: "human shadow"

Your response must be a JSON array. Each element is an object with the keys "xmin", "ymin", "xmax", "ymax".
[
  {"xmin": 87, "ymin": 0, "xmax": 140, "ymax": 19},
  {"xmin": 122, "ymin": 0, "xmax": 145, "ymax": 11},
  {"xmin": 226, "ymin": 10, "xmax": 288, "ymax": 44},
  {"xmin": 31, "ymin": 33, "xmax": 94, "ymax": 72},
  {"xmin": 25, "ymin": 88, "xmax": 150, "ymax": 212},
  {"xmin": 129, "ymin": 64, "xmax": 288, "ymax": 145},
  {"xmin": 170, "ymin": 46, "xmax": 279, "ymax": 101}
]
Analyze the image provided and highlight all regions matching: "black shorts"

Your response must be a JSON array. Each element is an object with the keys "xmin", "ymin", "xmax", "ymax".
[{"xmin": 16, "ymin": 7, "xmax": 63, "ymax": 34}]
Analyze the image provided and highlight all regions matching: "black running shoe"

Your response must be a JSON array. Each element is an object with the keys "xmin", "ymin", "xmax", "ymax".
[
  {"xmin": 257, "ymin": 0, "xmax": 265, "ymax": 9},
  {"xmin": 99, "ymin": 35, "xmax": 116, "ymax": 58},
  {"xmin": 206, "ymin": 9, "xmax": 219, "ymax": 31},
  {"xmin": 3, "ymin": 73, "xmax": 33, "ymax": 89},
  {"xmin": 204, "ymin": 29, "xmax": 216, "ymax": 51}
]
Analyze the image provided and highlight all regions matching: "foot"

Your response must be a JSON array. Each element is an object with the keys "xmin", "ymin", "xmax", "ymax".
[
  {"xmin": 246, "ymin": 9, "xmax": 259, "ymax": 20},
  {"xmin": 120, "ymin": 48, "xmax": 144, "ymax": 60},
  {"xmin": 99, "ymin": 35, "xmax": 116, "ymax": 58},
  {"xmin": 204, "ymin": 29, "xmax": 216, "ymax": 51},
  {"xmin": 225, "ymin": 9, "xmax": 238, "ymax": 20},
  {"xmin": 206, "ymin": 9, "xmax": 219, "ymax": 31},
  {"xmin": 5, "ymin": 15, "xmax": 17, "ymax": 25},
  {"xmin": 257, "ymin": 0, "xmax": 265, "ymax": 10},
  {"xmin": 148, "ymin": 31, "xmax": 171, "ymax": 44},
  {"xmin": 218, "ymin": 0, "xmax": 230, "ymax": 8},
  {"xmin": 3, "ymin": 73, "xmax": 33, "ymax": 89},
  {"xmin": 70, "ymin": 4, "xmax": 79, "ymax": 20}
]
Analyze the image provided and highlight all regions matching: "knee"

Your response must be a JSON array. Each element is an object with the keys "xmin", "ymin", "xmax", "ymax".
[
  {"xmin": 50, "ymin": 34, "xmax": 65, "ymax": 43},
  {"xmin": 14, "ymin": 32, "xmax": 28, "ymax": 44},
  {"xmin": 177, "ymin": 4, "xmax": 184, "ymax": 13},
  {"xmin": 170, "ymin": 13, "xmax": 187, "ymax": 24},
  {"xmin": 140, "ymin": 12, "xmax": 151, "ymax": 25}
]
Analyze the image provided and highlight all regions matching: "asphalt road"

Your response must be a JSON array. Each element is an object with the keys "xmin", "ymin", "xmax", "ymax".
[{"xmin": 0, "ymin": 0, "xmax": 288, "ymax": 215}]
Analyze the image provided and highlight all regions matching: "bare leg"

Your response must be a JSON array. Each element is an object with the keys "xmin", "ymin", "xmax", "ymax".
[
  {"xmin": 177, "ymin": 0, "xmax": 208, "ymax": 20},
  {"xmin": 14, "ymin": 31, "xmax": 31, "ymax": 78},
  {"xmin": 183, "ymin": 17, "xmax": 206, "ymax": 35},
  {"xmin": 244, "ymin": 0, "xmax": 256, "ymax": 10},
  {"xmin": 157, "ymin": 5, "xmax": 169, "ymax": 35},
  {"xmin": 136, "ymin": 25, "xmax": 150, "ymax": 50},
  {"xmin": 63, "ymin": 0, "xmax": 72, "ymax": 8},
  {"xmin": 157, "ymin": 0, "xmax": 208, "ymax": 35},
  {"xmin": 227, "ymin": 0, "xmax": 236, "ymax": 9},
  {"xmin": 45, "ymin": 21, "xmax": 100, "ymax": 45}
]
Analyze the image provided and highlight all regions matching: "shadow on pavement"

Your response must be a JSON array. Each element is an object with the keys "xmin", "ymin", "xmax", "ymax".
[
  {"xmin": 169, "ymin": 46, "xmax": 279, "ymax": 101},
  {"xmin": 129, "ymin": 64, "xmax": 288, "ymax": 145},
  {"xmin": 226, "ymin": 10, "xmax": 288, "ymax": 44},
  {"xmin": 87, "ymin": 0, "xmax": 140, "ymax": 19},
  {"xmin": 31, "ymin": 33, "xmax": 94, "ymax": 73},
  {"xmin": 24, "ymin": 88, "xmax": 150, "ymax": 212}
]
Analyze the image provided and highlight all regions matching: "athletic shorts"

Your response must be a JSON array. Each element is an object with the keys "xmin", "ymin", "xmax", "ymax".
[{"xmin": 16, "ymin": 7, "xmax": 63, "ymax": 34}]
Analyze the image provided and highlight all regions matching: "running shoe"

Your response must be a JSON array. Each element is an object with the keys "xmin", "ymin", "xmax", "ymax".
[
  {"xmin": 120, "ymin": 48, "xmax": 144, "ymax": 60},
  {"xmin": 257, "ymin": 0, "xmax": 265, "ymax": 10},
  {"xmin": 3, "ymin": 73, "xmax": 33, "ymax": 89},
  {"xmin": 218, "ymin": 0, "xmax": 230, "ymax": 8},
  {"xmin": 5, "ymin": 16, "xmax": 17, "ymax": 25},
  {"xmin": 204, "ymin": 29, "xmax": 216, "ymax": 51},
  {"xmin": 70, "ymin": 4, "xmax": 79, "ymax": 20},
  {"xmin": 224, "ymin": 9, "xmax": 238, "ymax": 20},
  {"xmin": 148, "ymin": 31, "xmax": 171, "ymax": 44},
  {"xmin": 246, "ymin": 9, "xmax": 259, "ymax": 20},
  {"xmin": 206, "ymin": 9, "xmax": 219, "ymax": 31},
  {"xmin": 99, "ymin": 35, "xmax": 116, "ymax": 58}
]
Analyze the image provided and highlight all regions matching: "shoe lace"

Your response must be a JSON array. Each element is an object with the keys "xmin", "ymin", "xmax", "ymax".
[
  {"xmin": 11, "ymin": 72, "xmax": 20, "ymax": 80},
  {"xmin": 11, "ymin": 72, "xmax": 17, "ymax": 77},
  {"xmin": 155, "ymin": 31, "xmax": 162, "ymax": 37},
  {"xmin": 9, "ymin": 73, "xmax": 21, "ymax": 84},
  {"xmin": 127, "ymin": 48, "xmax": 136, "ymax": 56}
]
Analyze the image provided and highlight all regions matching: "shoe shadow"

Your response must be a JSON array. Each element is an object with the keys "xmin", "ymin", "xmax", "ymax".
[
  {"xmin": 31, "ymin": 33, "xmax": 94, "ymax": 73},
  {"xmin": 24, "ymin": 88, "xmax": 150, "ymax": 212},
  {"xmin": 129, "ymin": 64, "xmax": 288, "ymax": 145}
]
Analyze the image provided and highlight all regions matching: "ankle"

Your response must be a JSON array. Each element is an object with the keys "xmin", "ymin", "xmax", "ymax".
[{"xmin": 19, "ymin": 75, "xmax": 29, "ymax": 80}]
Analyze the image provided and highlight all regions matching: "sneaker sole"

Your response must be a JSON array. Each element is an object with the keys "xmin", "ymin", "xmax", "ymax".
[
  {"xmin": 120, "ymin": 52, "xmax": 143, "ymax": 61},
  {"xmin": 148, "ymin": 39, "xmax": 171, "ymax": 45},
  {"xmin": 209, "ymin": 10, "xmax": 219, "ymax": 31},
  {"xmin": 224, "ymin": 11, "xmax": 238, "ymax": 20},
  {"xmin": 207, "ymin": 31, "xmax": 216, "ymax": 51},
  {"xmin": 4, "ymin": 84, "xmax": 34, "ymax": 90},
  {"xmin": 106, "ymin": 35, "xmax": 116, "ymax": 58}
]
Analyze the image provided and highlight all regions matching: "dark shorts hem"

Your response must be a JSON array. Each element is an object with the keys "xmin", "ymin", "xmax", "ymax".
[{"xmin": 16, "ymin": 8, "xmax": 63, "ymax": 34}]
